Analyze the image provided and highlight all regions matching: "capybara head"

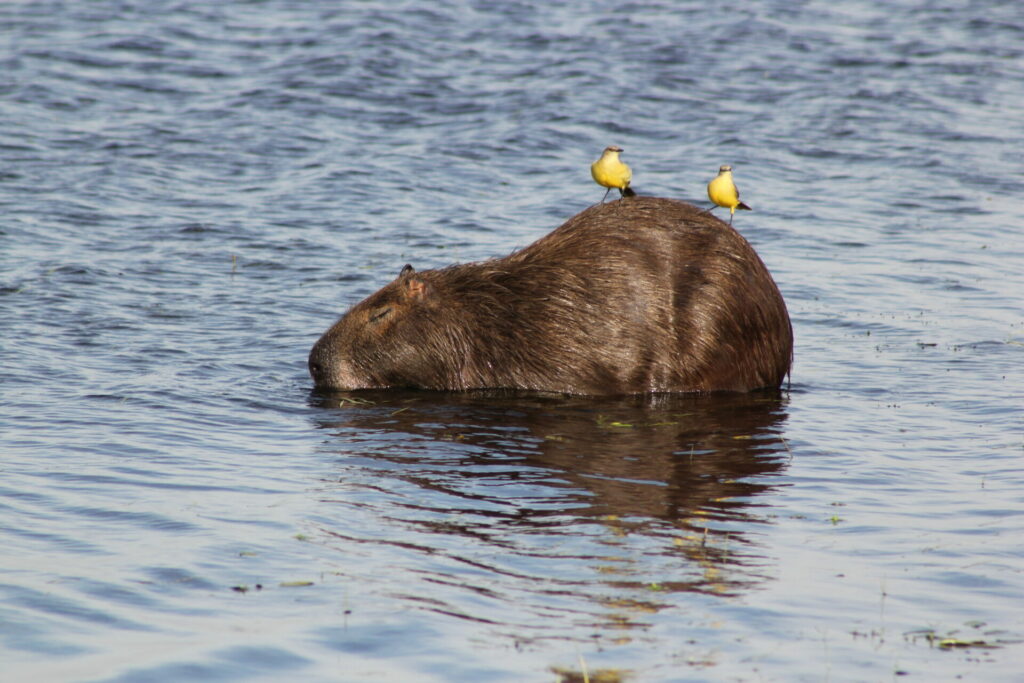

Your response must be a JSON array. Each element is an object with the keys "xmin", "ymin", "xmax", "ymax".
[
  {"xmin": 309, "ymin": 197, "xmax": 792, "ymax": 396},
  {"xmin": 308, "ymin": 264, "xmax": 463, "ymax": 390}
]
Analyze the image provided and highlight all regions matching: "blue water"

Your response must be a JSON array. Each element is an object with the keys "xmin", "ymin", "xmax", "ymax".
[{"xmin": 2, "ymin": 1, "xmax": 1022, "ymax": 680}]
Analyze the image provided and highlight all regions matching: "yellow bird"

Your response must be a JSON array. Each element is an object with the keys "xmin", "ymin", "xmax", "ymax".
[
  {"xmin": 591, "ymin": 145, "xmax": 636, "ymax": 202},
  {"xmin": 707, "ymin": 164, "xmax": 751, "ymax": 224}
]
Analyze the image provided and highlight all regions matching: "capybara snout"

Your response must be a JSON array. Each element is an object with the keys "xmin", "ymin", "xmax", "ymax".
[{"xmin": 310, "ymin": 196, "xmax": 792, "ymax": 396}]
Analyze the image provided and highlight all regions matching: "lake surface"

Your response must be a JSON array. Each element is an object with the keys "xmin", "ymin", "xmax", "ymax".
[{"xmin": 2, "ymin": 0, "xmax": 1022, "ymax": 680}]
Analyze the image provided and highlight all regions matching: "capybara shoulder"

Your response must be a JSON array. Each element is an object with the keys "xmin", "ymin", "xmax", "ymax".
[{"xmin": 309, "ymin": 196, "xmax": 792, "ymax": 395}]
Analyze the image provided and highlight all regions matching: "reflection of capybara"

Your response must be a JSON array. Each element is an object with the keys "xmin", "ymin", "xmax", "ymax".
[{"xmin": 309, "ymin": 196, "xmax": 792, "ymax": 395}]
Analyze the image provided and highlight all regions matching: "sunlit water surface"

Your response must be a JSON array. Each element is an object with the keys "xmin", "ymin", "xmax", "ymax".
[{"xmin": 2, "ymin": 1, "xmax": 1022, "ymax": 681}]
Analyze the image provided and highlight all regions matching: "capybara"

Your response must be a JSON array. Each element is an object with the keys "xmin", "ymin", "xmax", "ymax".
[{"xmin": 309, "ymin": 196, "xmax": 792, "ymax": 395}]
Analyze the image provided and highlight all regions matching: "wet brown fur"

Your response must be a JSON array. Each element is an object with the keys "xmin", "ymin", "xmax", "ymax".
[{"xmin": 309, "ymin": 197, "xmax": 792, "ymax": 395}]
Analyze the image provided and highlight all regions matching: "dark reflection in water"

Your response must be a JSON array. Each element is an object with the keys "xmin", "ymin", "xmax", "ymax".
[{"xmin": 309, "ymin": 390, "xmax": 789, "ymax": 603}]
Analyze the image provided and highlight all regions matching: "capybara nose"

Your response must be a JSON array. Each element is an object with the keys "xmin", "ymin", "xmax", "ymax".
[{"xmin": 309, "ymin": 358, "xmax": 324, "ymax": 384}]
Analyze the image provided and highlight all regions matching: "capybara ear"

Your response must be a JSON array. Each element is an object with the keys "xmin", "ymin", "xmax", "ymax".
[
  {"xmin": 403, "ymin": 277, "xmax": 429, "ymax": 300},
  {"xmin": 397, "ymin": 264, "xmax": 428, "ymax": 300}
]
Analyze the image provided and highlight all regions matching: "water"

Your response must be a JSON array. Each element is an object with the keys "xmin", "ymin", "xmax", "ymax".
[{"xmin": 2, "ymin": 0, "xmax": 1022, "ymax": 680}]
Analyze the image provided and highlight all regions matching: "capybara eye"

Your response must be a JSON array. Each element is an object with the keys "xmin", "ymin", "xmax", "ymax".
[{"xmin": 368, "ymin": 307, "xmax": 392, "ymax": 323}]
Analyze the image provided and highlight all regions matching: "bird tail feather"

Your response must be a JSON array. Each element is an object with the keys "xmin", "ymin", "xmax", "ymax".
[
  {"xmin": 738, "ymin": 201, "xmax": 752, "ymax": 211},
  {"xmin": 621, "ymin": 187, "xmax": 637, "ymax": 198}
]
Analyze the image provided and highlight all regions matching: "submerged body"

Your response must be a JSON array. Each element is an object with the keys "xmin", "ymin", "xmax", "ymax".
[
  {"xmin": 309, "ymin": 197, "xmax": 792, "ymax": 396},
  {"xmin": 707, "ymin": 165, "xmax": 752, "ymax": 222},
  {"xmin": 591, "ymin": 146, "xmax": 635, "ymax": 201}
]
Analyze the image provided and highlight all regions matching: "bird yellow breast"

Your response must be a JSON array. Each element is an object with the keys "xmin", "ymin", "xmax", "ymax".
[
  {"xmin": 708, "ymin": 171, "xmax": 740, "ymax": 209},
  {"xmin": 591, "ymin": 153, "xmax": 632, "ymax": 190}
]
